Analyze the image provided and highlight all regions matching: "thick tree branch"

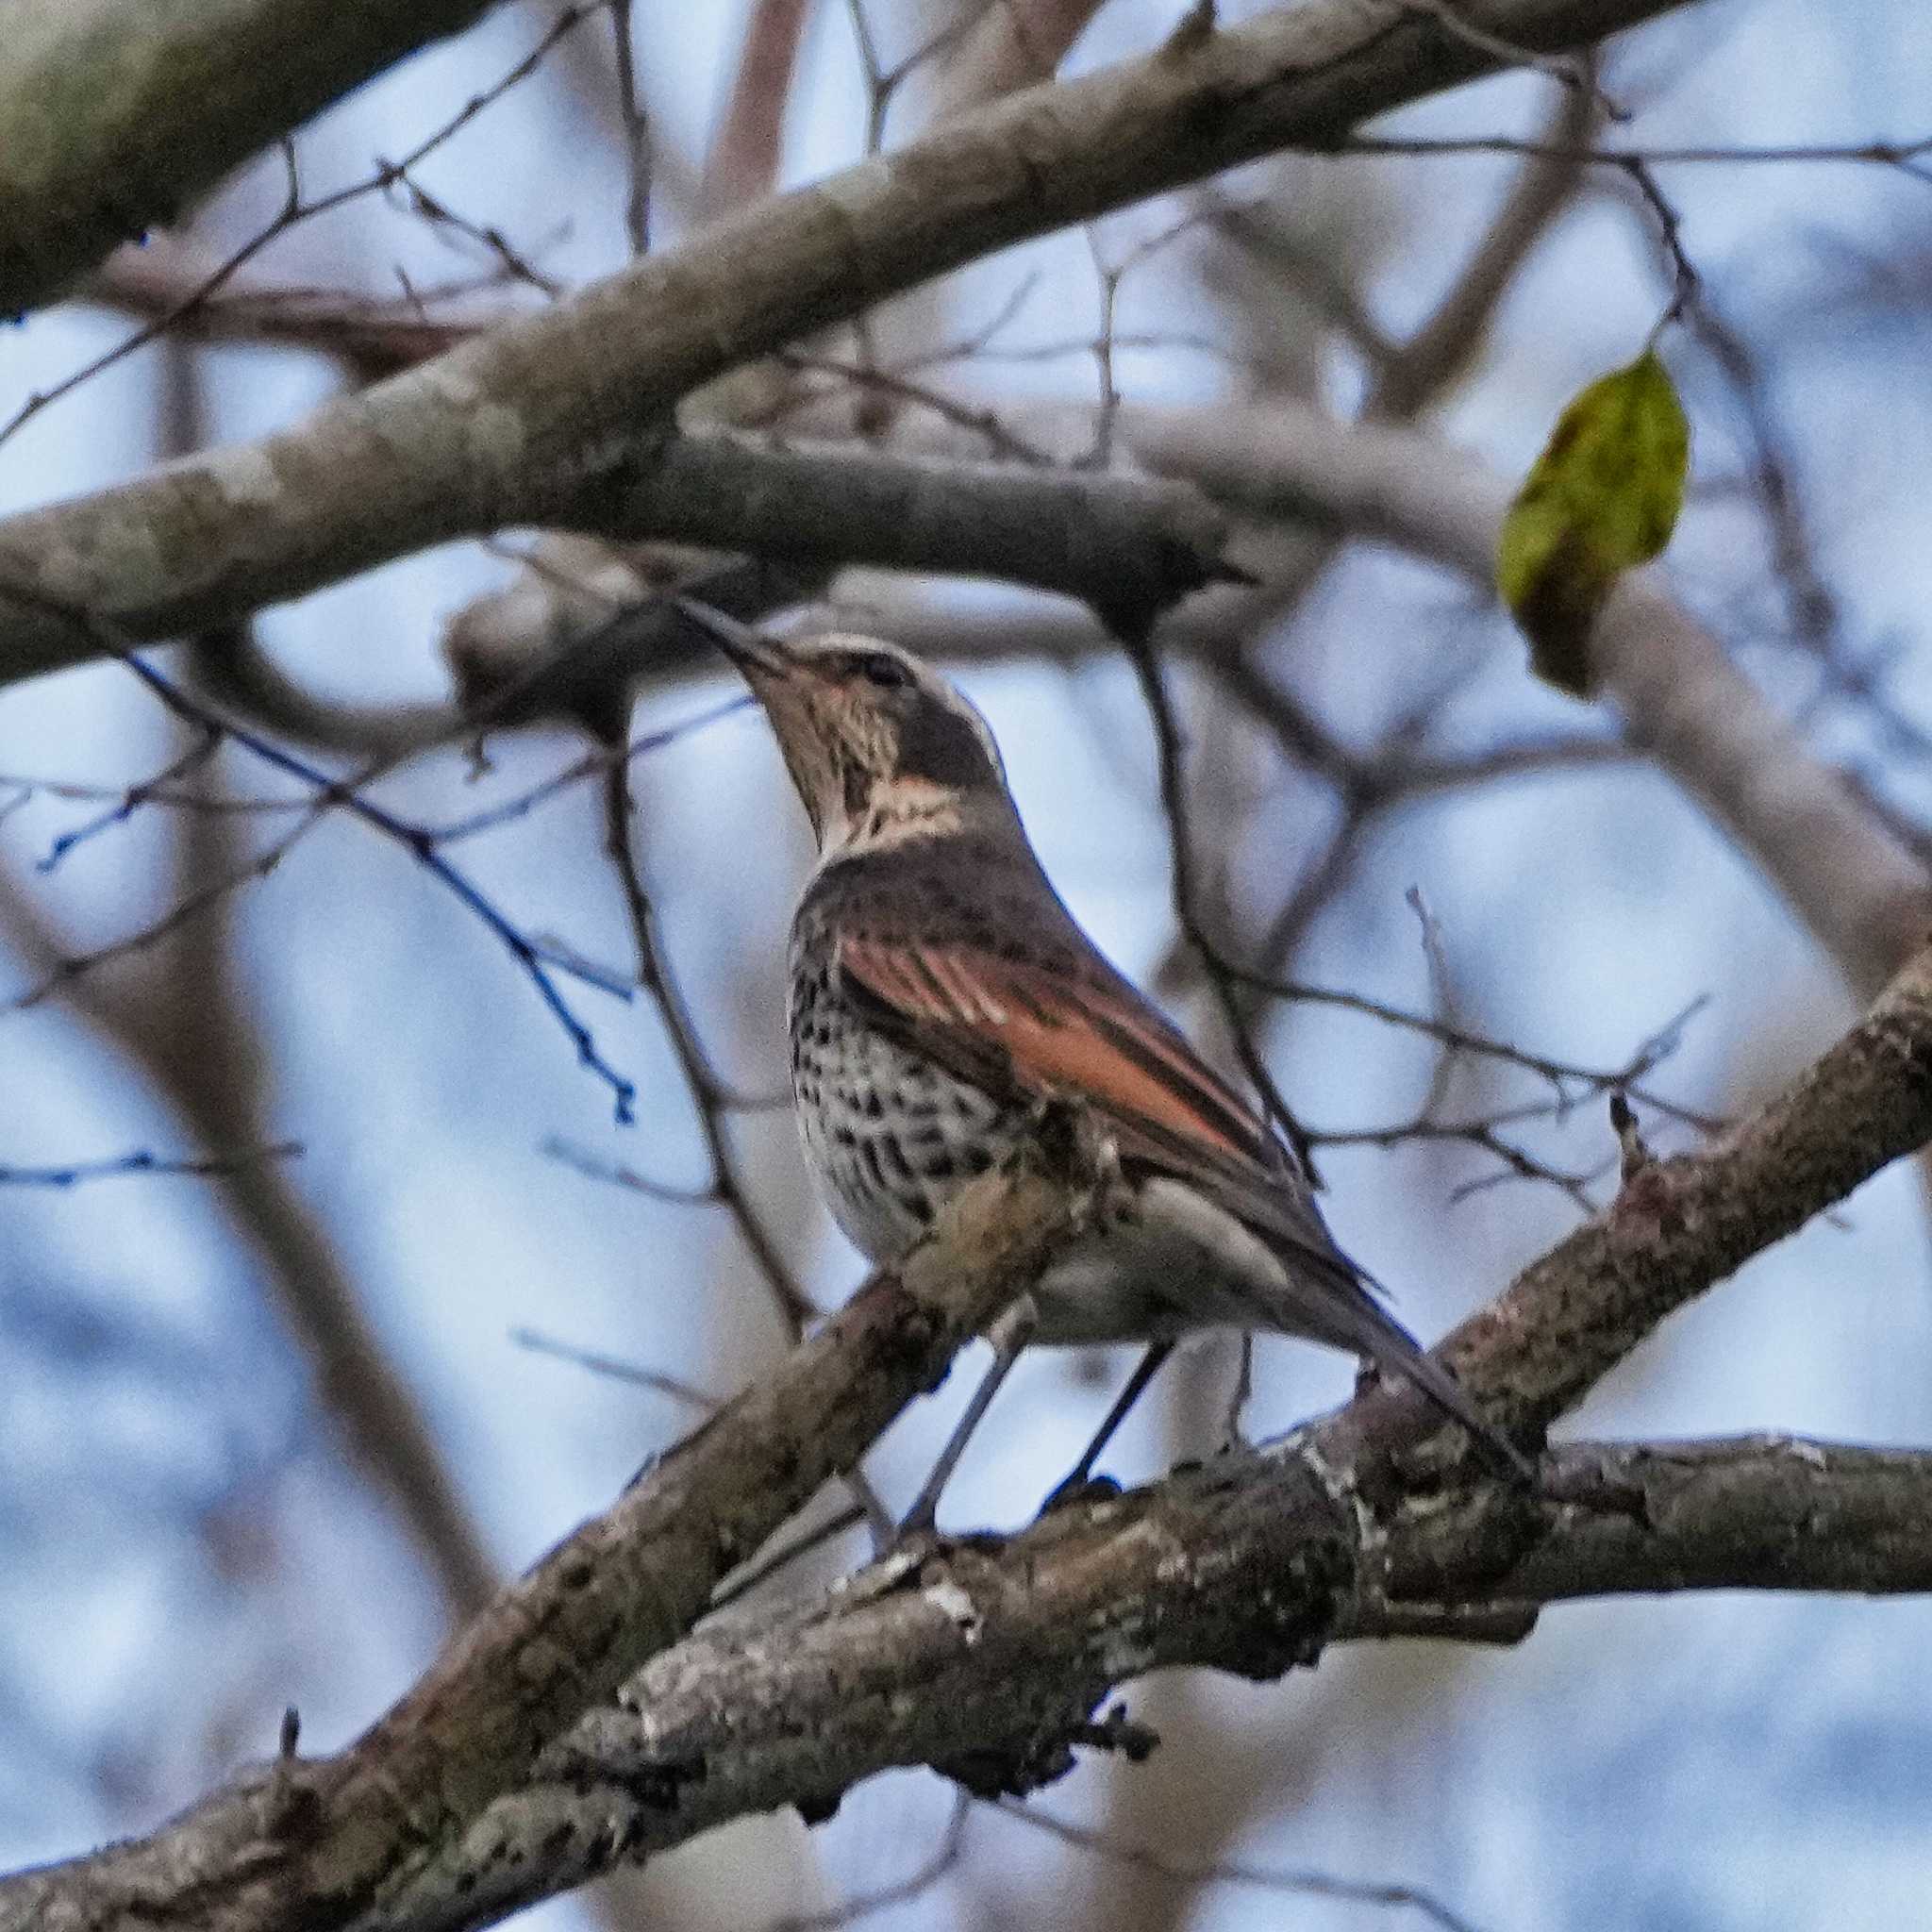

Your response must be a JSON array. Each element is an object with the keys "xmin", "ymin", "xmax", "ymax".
[
  {"xmin": 406, "ymin": 1432, "xmax": 1932, "ymax": 1930},
  {"xmin": 1128, "ymin": 401, "xmax": 1932, "ymax": 997},
  {"xmin": 1394, "ymin": 1434, "xmax": 1932, "ymax": 1606},
  {"xmin": 14, "ymin": 947, "xmax": 1932, "ymax": 1932},
  {"xmin": 384, "ymin": 947, "xmax": 1932, "ymax": 1926},
  {"xmin": 0, "ymin": 1129, "xmax": 1104, "ymax": 1932},
  {"xmin": 0, "ymin": 0, "xmax": 1694, "ymax": 687},
  {"xmin": 0, "ymin": 0, "xmax": 515, "ymax": 319},
  {"xmin": 579, "ymin": 434, "xmax": 1239, "ymax": 628}
]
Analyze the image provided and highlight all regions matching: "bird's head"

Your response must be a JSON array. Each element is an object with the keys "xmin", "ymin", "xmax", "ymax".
[{"xmin": 679, "ymin": 602, "xmax": 1013, "ymax": 858}]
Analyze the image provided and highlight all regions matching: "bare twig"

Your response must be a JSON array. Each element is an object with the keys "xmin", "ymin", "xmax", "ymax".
[
  {"xmin": 0, "ymin": 1141, "xmax": 301, "ymax": 1187},
  {"xmin": 600, "ymin": 759, "xmax": 812, "ymax": 1323},
  {"xmin": 764, "ymin": 1795, "xmax": 969, "ymax": 1932},
  {"xmin": 1341, "ymin": 131, "xmax": 1932, "ymax": 177},
  {"xmin": 1129, "ymin": 399, "xmax": 1932, "ymax": 999},
  {"xmin": 995, "ymin": 1801, "xmax": 1482, "ymax": 1932},
  {"xmin": 607, "ymin": 0, "xmax": 652, "ymax": 255},
  {"xmin": 19, "ymin": 596, "xmax": 643, "ymax": 1115},
  {"xmin": 509, "ymin": 1324, "xmax": 719, "ymax": 1410}
]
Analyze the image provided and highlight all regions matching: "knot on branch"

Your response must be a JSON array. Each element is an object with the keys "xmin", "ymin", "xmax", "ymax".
[
  {"xmin": 937, "ymin": 1698, "xmax": 1160, "ymax": 1800},
  {"xmin": 1605, "ymin": 1091, "xmax": 1685, "ymax": 1237},
  {"xmin": 1609, "ymin": 1090, "xmax": 1652, "ymax": 1180}
]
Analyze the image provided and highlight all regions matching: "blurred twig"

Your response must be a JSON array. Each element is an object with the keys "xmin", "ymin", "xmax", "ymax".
[
  {"xmin": 0, "ymin": 1142, "xmax": 301, "ymax": 1188},
  {"xmin": 997, "ymin": 1800, "xmax": 1481, "ymax": 1932},
  {"xmin": 1130, "ymin": 397, "xmax": 1932, "ymax": 1001}
]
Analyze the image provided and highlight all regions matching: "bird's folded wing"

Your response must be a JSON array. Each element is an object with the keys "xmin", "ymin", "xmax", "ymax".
[
  {"xmin": 837, "ymin": 933, "xmax": 1364, "ymax": 1292},
  {"xmin": 838, "ymin": 937, "xmax": 1524, "ymax": 1472},
  {"xmin": 839, "ymin": 933, "xmax": 1262, "ymax": 1156}
]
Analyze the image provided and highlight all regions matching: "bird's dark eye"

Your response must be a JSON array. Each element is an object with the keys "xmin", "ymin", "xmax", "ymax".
[{"xmin": 856, "ymin": 652, "xmax": 911, "ymax": 691}]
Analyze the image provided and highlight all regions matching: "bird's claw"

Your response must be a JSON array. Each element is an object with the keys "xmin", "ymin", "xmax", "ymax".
[{"xmin": 1041, "ymin": 1470, "xmax": 1122, "ymax": 1514}]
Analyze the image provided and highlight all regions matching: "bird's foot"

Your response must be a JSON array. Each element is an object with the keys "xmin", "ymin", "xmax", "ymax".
[
  {"xmin": 1041, "ymin": 1469, "xmax": 1122, "ymax": 1514},
  {"xmin": 1220, "ymin": 1332, "xmax": 1256, "ymax": 1454},
  {"xmin": 893, "ymin": 1485, "xmax": 944, "ymax": 1546}
]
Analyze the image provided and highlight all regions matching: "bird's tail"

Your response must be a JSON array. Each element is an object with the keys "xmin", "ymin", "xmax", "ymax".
[
  {"xmin": 1131, "ymin": 1151, "xmax": 1535, "ymax": 1482},
  {"xmin": 1313, "ymin": 1267, "xmax": 1535, "ymax": 1485}
]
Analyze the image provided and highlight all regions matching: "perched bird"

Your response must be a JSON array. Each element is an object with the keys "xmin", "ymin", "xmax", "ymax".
[{"xmin": 682, "ymin": 601, "xmax": 1529, "ymax": 1522}]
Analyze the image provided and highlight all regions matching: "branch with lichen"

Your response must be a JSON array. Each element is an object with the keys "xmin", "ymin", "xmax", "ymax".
[{"xmin": 0, "ymin": 0, "xmax": 521, "ymax": 318}]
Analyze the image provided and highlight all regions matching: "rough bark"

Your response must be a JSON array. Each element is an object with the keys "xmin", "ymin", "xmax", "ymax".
[
  {"xmin": 377, "ymin": 944, "xmax": 1932, "ymax": 1927},
  {"xmin": 417, "ymin": 1437, "xmax": 1932, "ymax": 1931}
]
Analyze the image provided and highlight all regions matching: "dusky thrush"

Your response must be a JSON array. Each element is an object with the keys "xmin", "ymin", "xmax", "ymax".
[{"xmin": 685, "ymin": 603, "xmax": 1529, "ymax": 1522}]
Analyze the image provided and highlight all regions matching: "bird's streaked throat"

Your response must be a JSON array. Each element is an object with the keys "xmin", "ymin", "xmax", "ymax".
[{"xmin": 816, "ymin": 774, "xmax": 970, "ymax": 865}]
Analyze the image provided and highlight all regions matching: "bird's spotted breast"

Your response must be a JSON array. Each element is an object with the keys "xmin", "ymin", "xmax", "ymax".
[{"xmin": 788, "ymin": 912, "xmax": 1010, "ymax": 1264}]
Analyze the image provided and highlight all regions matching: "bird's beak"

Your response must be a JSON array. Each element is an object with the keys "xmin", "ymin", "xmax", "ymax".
[{"xmin": 671, "ymin": 596, "xmax": 792, "ymax": 681}]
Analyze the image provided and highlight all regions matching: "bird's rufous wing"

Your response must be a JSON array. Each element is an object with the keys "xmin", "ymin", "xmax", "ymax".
[
  {"xmin": 839, "ymin": 934, "xmax": 1270, "ymax": 1161},
  {"xmin": 839, "ymin": 933, "xmax": 1534, "ymax": 1478},
  {"xmin": 835, "ymin": 933, "xmax": 1362, "ymax": 1280}
]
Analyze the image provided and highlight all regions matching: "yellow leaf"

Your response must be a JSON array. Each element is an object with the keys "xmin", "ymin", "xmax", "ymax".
[{"xmin": 1496, "ymin": 349, "xmax": 1690, "ymax": 697}]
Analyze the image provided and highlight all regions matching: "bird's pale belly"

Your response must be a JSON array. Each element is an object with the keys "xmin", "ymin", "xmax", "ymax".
[{"xmin": 790, "ymin": 991, "xmax": 1315, "ymax": 1350}]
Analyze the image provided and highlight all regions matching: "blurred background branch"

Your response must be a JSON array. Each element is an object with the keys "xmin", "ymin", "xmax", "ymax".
[{"xmin": 0, "ymin": 0, "xmax": 523, "ymax": 316}]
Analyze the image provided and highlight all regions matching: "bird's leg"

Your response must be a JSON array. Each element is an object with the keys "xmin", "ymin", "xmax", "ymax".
[
  {"xmin": 1044, "ymin": 1340, "xmax": 1175, "ymax": 1510},
  {"xmin": 1220, "ymin": 1331, "xmax": 1256, "ymax": 1454},
  {"xmin": 899, "ymin": 1294, "xmax": 1039, "ymax": 1537},
  {"xmin": 847, "ymin": 1467, "xmax": 898, "ymax": 1555}
]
